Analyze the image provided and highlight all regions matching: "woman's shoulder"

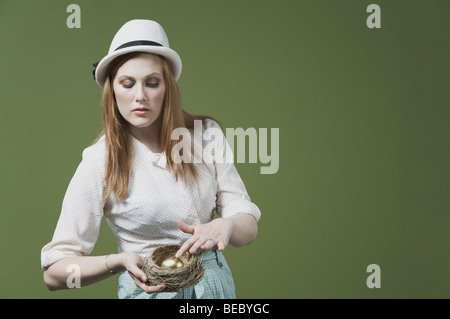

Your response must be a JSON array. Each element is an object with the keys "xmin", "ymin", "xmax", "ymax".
[
  {"xmin": 81, "ymin": 135, "xmax": 106, "ymax": 164},
  {"xmin": 202, "ymin": 118, "xmax": 222, "ymax": 130}
]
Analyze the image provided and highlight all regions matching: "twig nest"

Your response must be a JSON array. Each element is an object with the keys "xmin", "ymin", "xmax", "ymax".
[{"xmin": 142, "ymin": 244, "xmax": 204, "ymax": 291}]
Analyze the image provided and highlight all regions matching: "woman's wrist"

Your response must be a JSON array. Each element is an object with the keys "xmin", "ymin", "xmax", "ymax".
[
  {"xmin": 225, "ymin": 213, "xmax": 258, "ymax": 247},
  {"xmin": 104, "ymin": 253, "xmax": 127, "ymax": 274}
]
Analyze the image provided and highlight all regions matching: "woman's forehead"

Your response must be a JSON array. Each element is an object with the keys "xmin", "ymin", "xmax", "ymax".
[{"xmin": 116, "ymin": 53, "xmax": 163, "ymax": 78}]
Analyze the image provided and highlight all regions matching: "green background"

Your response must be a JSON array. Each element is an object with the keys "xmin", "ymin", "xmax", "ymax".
[{"xmin": 0, "ymin": 0, "xmax": 449, "ymax": 298}]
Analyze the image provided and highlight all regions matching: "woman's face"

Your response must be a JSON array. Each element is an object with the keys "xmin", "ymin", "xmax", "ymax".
[{"xmin": 113, "ymin": 53, "xmax": 165, "ymax": 131}]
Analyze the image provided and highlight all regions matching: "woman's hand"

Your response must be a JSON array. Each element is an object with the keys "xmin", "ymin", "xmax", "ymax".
[
  {"xmin": 175, "ymin": 218, "xmax": 234, "ymax": 258},
  {"xmin": 119, "ymin": 252, "xmax": 167, "ymax": 294}
]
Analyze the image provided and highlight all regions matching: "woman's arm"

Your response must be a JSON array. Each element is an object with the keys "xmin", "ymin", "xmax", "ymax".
[
  {"xmin": 43, "ymin": 252, "xmax": 165, "ymax": 293},
  {"xmin": 226, "ymin": 212, "xmax": 258, "ymax": 247},
  {"xmin": 175, "ymin": 212, "xmax": 258, "ymax": 258}
]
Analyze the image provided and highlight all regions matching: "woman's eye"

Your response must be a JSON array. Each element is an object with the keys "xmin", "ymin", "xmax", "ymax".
[
  {"xmin": 120, "ymin": 81, "xmax": 158, "ymax": 88},
  {"xmin": 122, "ymin": 83, "xmax": 134, "ymax": 89},
  {"xmin": 146, "ymin": 82, "xmax": 159, "ymax": 88}
]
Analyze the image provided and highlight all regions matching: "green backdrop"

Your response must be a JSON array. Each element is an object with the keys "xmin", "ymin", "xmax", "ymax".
[{"xmin": 0, "ymin": 0, "xmax": 449, "ymax": 299}]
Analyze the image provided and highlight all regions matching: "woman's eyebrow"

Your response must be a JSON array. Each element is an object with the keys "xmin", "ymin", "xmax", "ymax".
[
  {"xmin": 117, "ymin": 72, "xmax": 162, "ymax": 80},
  {"xmin": 145, "ymin": 72, "xmax": 162, "ymax": 78},
  {"xmin": 117, "ymin": 75, "xmax": 135, "ymax": 81}
]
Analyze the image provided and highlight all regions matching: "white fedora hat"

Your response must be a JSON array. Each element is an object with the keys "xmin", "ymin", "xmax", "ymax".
[{"xmin": 93, "ymin": 19, "xmax": 182, "ymax": 87}]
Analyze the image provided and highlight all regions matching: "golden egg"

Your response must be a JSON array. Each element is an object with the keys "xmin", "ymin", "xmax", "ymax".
[{"xmin": 161, "ymin": 257, "xmax": 184, "ymax": 269}]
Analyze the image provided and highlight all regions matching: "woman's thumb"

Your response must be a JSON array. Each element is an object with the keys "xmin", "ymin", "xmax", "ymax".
[{"xmin": 177, "ymin": 219, "xmax": 195, "ymax": 234}]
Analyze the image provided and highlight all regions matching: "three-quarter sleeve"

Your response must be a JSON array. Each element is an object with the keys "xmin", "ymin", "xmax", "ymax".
[
  {"xmin": 205, "ymin": 120, "xmax": 261, "ymax": 222},
  {"xmin": 41, "ymin": 144, "xmax": 106, "ymax": 270}
]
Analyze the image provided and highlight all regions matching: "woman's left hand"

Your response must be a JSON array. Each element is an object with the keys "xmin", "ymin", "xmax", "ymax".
[{"xmin": 175, "ymin": 218, "xmax": 234, "ymax": 258}]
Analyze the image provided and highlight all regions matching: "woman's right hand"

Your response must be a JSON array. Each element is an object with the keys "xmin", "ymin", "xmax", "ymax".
[{"xmin": 119, "ymin": 252, "xmax": 167, "ymax": 294}]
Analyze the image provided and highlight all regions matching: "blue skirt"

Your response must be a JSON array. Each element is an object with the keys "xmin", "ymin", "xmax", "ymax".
[{"xmin": 118, "ymin": 249, "xmax": 236, "ymax": 299}]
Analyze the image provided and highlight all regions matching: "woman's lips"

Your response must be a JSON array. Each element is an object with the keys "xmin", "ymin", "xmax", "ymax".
[{"xmin": 132, "ymin": 107, "xmax": 150, "ymax": 116}]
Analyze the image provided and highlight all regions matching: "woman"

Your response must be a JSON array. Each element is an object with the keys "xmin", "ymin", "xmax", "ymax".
[{"xmin": 41, "ymin": 19, "xmax": 260, "ymax": 299}]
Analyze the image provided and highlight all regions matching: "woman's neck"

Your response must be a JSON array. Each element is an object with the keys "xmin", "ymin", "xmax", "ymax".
[{"xmin": 128, "ymin": 121, "xmax": 163, "ymax": 153}]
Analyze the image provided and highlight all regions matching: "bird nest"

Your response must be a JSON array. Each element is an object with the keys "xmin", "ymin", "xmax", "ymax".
[{"xmin": 142, "ymin": 244, "xmax": 204, "ymax": 291}]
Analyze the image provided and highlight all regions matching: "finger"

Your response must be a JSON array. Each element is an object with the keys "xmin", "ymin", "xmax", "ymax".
[
  {"xmin": 129, "ymin": 272, "xmax": 167, "ymax": 294},
  {"xmin": 145, "ymin": 284, "xmax": 166, "ymax": 294},
  {"xmin": 128, "ymin": 263, "xmax": 147, "ymax": 282},
  {"xmin": 129, "ymin": 272, "xmax": 153, "ymax": 292},
  {"xmin": 176, "ymin": 235, "xmax": 198, "ymax": 258},
  {"xmin": 217, "ymin": 241, "xmax": 226, "ymax": 251},
  {"xmin": 201, "ymin": 238, "xmax": 216, "ymax": 251},
  {"xmin": 177, "ymin": 219, "xmax": 195, "ymax": 235},
  {"xmin": 189, "ymin": 237, "xmax": 208, "ymax": 255}
]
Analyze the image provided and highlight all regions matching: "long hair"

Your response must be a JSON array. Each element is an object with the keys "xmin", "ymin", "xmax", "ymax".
[{"xmin": 98, "ymin": 52, "xmax": 218, "ymax": 200}]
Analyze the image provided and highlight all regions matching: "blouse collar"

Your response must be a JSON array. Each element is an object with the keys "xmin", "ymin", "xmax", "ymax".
[{"xmin": 130, "ymin": 135, "xmax": 168, "ymax": 169}]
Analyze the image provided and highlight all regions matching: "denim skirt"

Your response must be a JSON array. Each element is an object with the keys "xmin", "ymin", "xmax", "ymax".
[{"xmin": 117, "ymin": 249, "xmax": 236, "ymax": 299}]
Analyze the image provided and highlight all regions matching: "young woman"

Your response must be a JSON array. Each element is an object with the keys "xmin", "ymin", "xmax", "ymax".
[{"xmin": 41, "ymin": 19, "xmax": 261, "ymax": 299}]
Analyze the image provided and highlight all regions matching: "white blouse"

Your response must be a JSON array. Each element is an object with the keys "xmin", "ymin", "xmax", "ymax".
[{"xmin": 41, "ymin": 120, "xmax": 261, "ymax": 269}]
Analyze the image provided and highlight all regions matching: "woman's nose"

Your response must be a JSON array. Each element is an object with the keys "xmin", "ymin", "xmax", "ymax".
[
  {"xmin": 136, "ymin": 96, "xmax": 147, "ymax": 103},
  {"xmin": 135, "ymin": 85, "xmax": 147, "ymax": 103}
]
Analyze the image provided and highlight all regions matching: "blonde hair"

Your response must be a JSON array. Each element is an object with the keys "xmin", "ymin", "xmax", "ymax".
[{"xmin": 98, "ymin": 52, "xmax": 218, "ymax": 200}]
